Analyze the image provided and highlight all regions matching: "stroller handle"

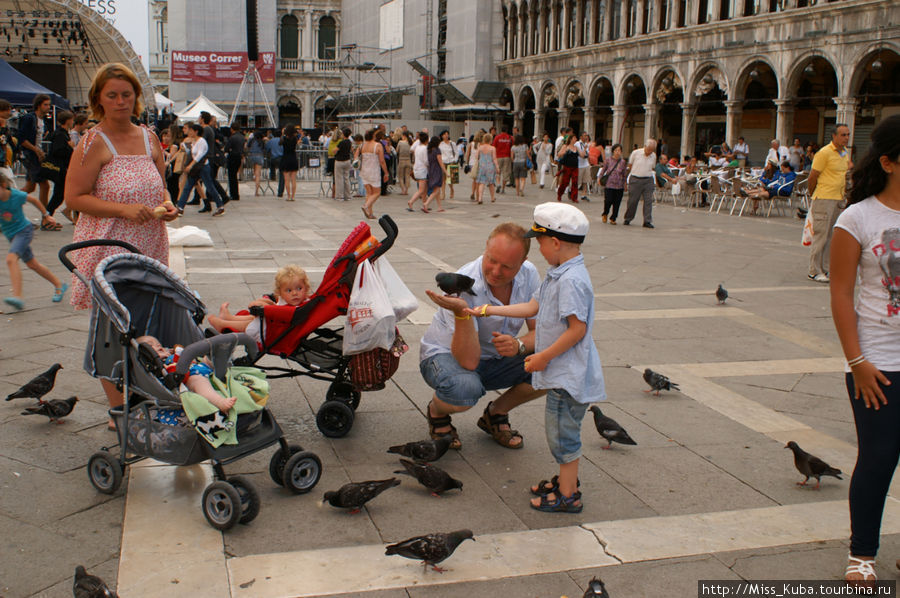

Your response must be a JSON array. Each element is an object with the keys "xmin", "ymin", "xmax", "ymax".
[
  {"xmin": 59, "ymin": 240, "xmax": 142, "ymax": 275},
  {"xmin": 371, "ymin": 215, "xmax": 397, "ymax": 262},
  {"xmin": 177, "ymin": 333, "xmax": 259, "ymax": 381}
]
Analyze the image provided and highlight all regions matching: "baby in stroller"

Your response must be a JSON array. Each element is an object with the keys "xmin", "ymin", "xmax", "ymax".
[
  {"xmin": 207, "ymin": 264, "xmax": 311, "ymax": 344},
  {"xmin": 137, "ymin": 335, "xmax": 237, "ymax": 413}
]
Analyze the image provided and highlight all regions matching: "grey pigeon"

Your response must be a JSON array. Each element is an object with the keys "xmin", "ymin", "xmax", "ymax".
[
  {"xmin": 73, "ymin": 565, "xmax": 117, "ymax": 598},
  {"xmin": 6, "ymin": 363, "xmax": 62, "ymax": 402},
  {"xmin": 589, "ymin": 406, "xmax": 636, "ymax": 449},
  {"xmin": 322, "ymin": 478, "xmax": 400, "ymax": 513},
  {"xmin": 387, "ymin": 436, "xmax": 453, "ymax": 462},
  {"xmin": 394, "ymin": 458, "xmax": 463, "ymax": 496},
  {"xmin": 22, "ymin": 396, "xmax": 78, "ymax": 423},
  {"xmin": 716, "ymin": 284, "xmax": 728, "ymax": 304},
  {"xmin": 385, "ymin": 529, "xmax": 474, "ymax": 572},
  {"xmin": 785, "ymin": 441, "xmax": 842, "ymax": 489},
  {"xmin": 435, "ymin": 272, "xmax": 475, "ymax": 296},
  {"xmin": 643, "ymin": 368, "xmax": 680, "ymax": 396},
  {"xmin": 584, "ymin": 576, "xmax": 610, "ymax": 597}
]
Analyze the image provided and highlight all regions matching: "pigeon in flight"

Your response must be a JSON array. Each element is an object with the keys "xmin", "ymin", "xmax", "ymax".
[
  {"xmin": 394, "ymin": 458, "xmax": 463, "ymax": 496},
  {"xmin": 643, "ymin": 368, "xmax": 680, "ymax": 396},
  {"xmin": 322, "ymin": 478, "xmax": 400, "ymax": 514},
  {"xmin": 583, "ymin": 576, "xmax": 611, "ymax": 597},
  {"xmin": 589, "ymin": 406, "xmax": 636, "ymax": 449},
  {"xmin": 385, "ymin": 529, "xmax": 474, "ymax": 572},
  {"xmin": 21, "ymin": 396, "xmax": 78, "ymax": 423},
  {"xmin": 785, "ymin": 441, "xmax": 842, "ymax": 489},
  {"xmin": 435, "ymin": 272, "xmax": 475, "ymax": 296},
  {"xmin": 6, "ymin": 363, "xmax": 62, "ymax": 402},
  {"xmin": 388, "ymin": 436, "xmax": 453, "ymax": 463},
  {"xmin": 73, "ymin": 564, "xmax": 117, "ymax": 598},
  {"xmin": 716, "ymin": 284, "xmax": 728, "ymax": 304}
]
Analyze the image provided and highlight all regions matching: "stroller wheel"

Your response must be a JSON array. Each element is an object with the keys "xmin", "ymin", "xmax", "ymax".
[
  {"xmin": 202, "ymin": 481, "xmax": 242, "ymax": 531},
  {"xmin": 87, "ymin": 451, "xmax": 123, "ymax": 495},
  {"xmin": 268, "ymin": 444, "xmax": 303, "ymax": 487},
  {"xmin": 282, "ymin": 451, "xmax": 323, "ymax": 494},
  {"xmin": 326, "ymin": 382, "xmax": 362, "ymax": 410},
  {"xmin": 229, "ymin": 475, "xmax": 261, "ymax": 525},
  {"xmin": 316, "ymin": 400, "xmax": 355, "ymax": 438}
]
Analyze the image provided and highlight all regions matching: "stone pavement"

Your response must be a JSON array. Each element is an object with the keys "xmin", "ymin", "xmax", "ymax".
[{"xmin": 1, "ymin": 177, "xmax": 898, "ymax": 598}]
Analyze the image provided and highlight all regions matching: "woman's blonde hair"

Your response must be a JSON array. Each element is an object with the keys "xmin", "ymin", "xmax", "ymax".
[
  {"xmin": 481, "ymin": 133, "xmax": 493, "ymax": 145},
  {"xmin": 274, "ymin": 264, "xmax": 310, "ymax": 297},
  {"xmin": 88, "ymin": 62, "xmax": 144, "ymax": 120}
]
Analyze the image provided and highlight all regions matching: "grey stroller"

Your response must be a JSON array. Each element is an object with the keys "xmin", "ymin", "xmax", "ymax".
[{"xmin": 60, "ymin": 240, "xmax": 322, "ymax": 531}]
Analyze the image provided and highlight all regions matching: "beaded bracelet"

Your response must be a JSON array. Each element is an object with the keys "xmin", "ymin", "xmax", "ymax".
[{"xmin": 847, "ymin": 355, "xmax": 866, "ymax": 367}]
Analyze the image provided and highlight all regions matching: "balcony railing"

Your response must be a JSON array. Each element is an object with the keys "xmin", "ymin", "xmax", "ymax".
[{"xmin": 278, "ymin": 58, "xmax": 339, "ymax": 73}]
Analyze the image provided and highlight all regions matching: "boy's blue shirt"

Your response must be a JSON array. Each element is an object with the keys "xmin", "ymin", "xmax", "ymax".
[
  {"xmin": 532, "ymin": 253, "xmax": 606, "ymax": 404},
  {"xmin": 1, "ymin": 189, "xmax": 31, "ymax": 240}
]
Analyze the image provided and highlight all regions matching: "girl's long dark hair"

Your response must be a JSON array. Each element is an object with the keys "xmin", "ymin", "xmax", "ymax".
[{"xmin": 849, "ymin": 115, "xmax": 900, "ymax": 205}]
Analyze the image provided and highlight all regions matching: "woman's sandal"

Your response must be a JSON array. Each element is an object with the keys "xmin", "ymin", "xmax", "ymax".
[
  {"xmin": 40, "ymin": 221, "xmax": 62, "ymax": 231},
  {"xmin": 530, "ymin": 475, "xmax": 581, "ymax": 496},
  {"xmin": 477, "ymin": 400, "xmax": 523, "ymax": 449},
  {"xmin": 845, "ymin": 555, "xmax": 877, "ymax": 583},
  {"xmin": 426, "ymin": 404, "xmax": 461, "ymax": 450},
  {"xmin": 530, "ymin": 490, "xmax": 583, "ymax": 513}
]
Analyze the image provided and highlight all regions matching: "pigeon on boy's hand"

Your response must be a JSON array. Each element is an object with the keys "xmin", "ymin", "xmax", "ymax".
[
  {"xmin": 6, "ymin": 363, "xmax": 62, "ymax": 402},
  {"xmin": 322, "ymin": 478, "xmax": 400, "ymax": 513},
  {"xmin": 642, "ymin": 368, "xmax": 680, "ymax": 396},
  {"xmin": 435, "ymin": 272, "xmax": 476, "ymax": 296},
  {"xmin": 385, "ymin": 529, "xmax": 474, "ymax": 572},
  {"xmin": 589, "ymin": 406, "xmax": 637, "ymax": 449},
  {"xmin": 22, "ymin": 396, "xmax": 78, "ymax": 423},
  {"xmin": 583, "ymin": 576, "xmax": 610, "ymax": 597},
  {"xmin": 716, "ymin": 284, "xmax": 728, "ymax": 304},
  {"xmin": 388, "ymin": 436, "xmax": 453, "ymax": 462},
  {"xmin": 394, "ymin": 458, "xmax": 463, "ymax": 496},
  {"xmin": 785, "ymin": 441, "xmax": 843, "ymax": 489},
  {"xmin": 73, "ymin": 564, "xmax": 117, "ymax": 598}
]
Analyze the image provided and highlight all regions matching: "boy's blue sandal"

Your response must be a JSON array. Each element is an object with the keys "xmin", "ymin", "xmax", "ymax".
[
  {"xmin": 4, "ymin": 297, "xmax": 25, "ymax": 311},
  {"xmin": 52, "ymin": 283, "xmax": 68, "ymax": 303},
  {"xmin": 531, "ymin": 475, "xmax": 581, "ymax": 497},
  {"xmin": 531, "ymin": 490, "xmax": 583, "ymax": 513}
]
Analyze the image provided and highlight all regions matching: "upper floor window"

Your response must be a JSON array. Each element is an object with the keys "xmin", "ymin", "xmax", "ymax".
[
  {"xmin": 280, "ymin": 15, "xmax": 298, "ymax": 59},
  {"xmin": 318, "ymin": 16, "xmax": 336, "ymax": 60}
]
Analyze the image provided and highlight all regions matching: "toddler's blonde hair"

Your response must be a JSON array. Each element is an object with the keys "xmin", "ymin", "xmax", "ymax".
[{"xmin": 274, "ymin": 264, "xmax": 310, "ymax": 297}]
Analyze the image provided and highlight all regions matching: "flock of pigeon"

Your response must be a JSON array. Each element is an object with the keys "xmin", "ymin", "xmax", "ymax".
[{"xmin": 5, "ymin": 363, "xmax": 79, "ymax": 423}]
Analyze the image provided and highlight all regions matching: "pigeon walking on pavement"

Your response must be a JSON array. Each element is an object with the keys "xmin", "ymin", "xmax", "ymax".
[
  {"xmin": 388, "ymin": 436, "xmax": 453, "ymax": 463},
  {"xmin": 322, "ymin": 478, "xmax": 400, "ymax": 513},
  {"xmin": 73, "ymin": 564, "xmax": 117, "ymax": 598},
  {"xmin": 385, "ymin": 529, "xmax": 475, "ymax": 572},
  {"xmin": 435, "ymin": 272, "xmax": 476, "ymax": 296},
  {"xmin": 394, "ymin": 458, "xmax": 463, "ymax": 496},
  {"xmin": 583, "ymin": 576, "xmax": 611, "ymax": 597},
  {"xmin": 6, "ymin": 363, "xmax": 62, "ymax": 402},
  {"xmin": 589, "ymin": 406, "xmax": 637, "ymax": 449},
  {"xmin": 785, "ymin": 441, "xmax": 842, "ymax": 489},
  {"xmin": 716, "ymin": 284, "xmax": 728, "ymax": 304},
  {"xmin": 21, "ymin": 396, "xmax": 78, "ymax": 423},
  {"xmin": 642, "ymin": 368, "xmax": 680, "ymax": 396}
]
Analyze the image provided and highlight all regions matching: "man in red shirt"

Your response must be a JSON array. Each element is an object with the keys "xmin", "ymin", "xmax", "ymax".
[{"xmin": 493, "ymin": 126, "xmax": 513, "ymax": 194}]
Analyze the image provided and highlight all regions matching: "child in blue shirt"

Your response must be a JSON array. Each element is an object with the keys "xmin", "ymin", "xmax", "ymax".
[
  {"xmin": 468, "ymin": 202, "xmax": 605, "ymax": 513},
  {"xmin": 0, "ymin": 173, "xmax": 67, "ymax": 311}
]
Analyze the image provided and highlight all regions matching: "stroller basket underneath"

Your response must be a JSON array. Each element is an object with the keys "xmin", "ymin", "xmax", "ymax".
[{"xmin": 290, "ymin": 328, "xmax": 344, "ymax": 372}]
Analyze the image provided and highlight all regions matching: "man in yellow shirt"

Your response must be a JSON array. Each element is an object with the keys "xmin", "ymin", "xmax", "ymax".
[{"xmin": 807, "ymin": 124, "xmax": 851, "ymax": 283}]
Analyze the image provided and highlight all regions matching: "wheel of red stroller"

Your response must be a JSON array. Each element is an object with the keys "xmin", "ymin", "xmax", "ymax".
[
  {"xmin": 326, "ymin": 382, "xmax": 361, "ymax": 410},
  {"xmin": 202, "ymin": 481, "xmax": 242, "ymax": 531},
  {"xmin": 282, "ymin": 451, "xmax": 322, "ymax": 494},
  {"xmin": 228, "ymin": 475, "xmax": 261, "ymax": 525},
  {"xmin": 87, "ymin": 451, "xmax": 123, "ymax": 495},
  {"xmin": 316, "ymin": 400, "xmax": 355, "ymax": 438},
  {"xmin": 268, "ymin": 444, "xmax": 303, "ymax": 487}
]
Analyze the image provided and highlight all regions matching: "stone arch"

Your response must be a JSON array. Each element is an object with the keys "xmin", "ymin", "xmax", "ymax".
[
  {"xmin": 688, "ymin": 62, "xmax": 729, "ymax": 99},
  {"xmin": 784, "ymin": 51, "xmax": 839, "ymax": 100},
  {"xmin": 589, "ymin": 76, "xmax": 615, "ymax": 142},
  {"xmin": 732, "ymin": 56, "xmax": 780, "ymax": 101},
  {"xmin": 277, "ymin": 94, "xmax": 302, "ymax": 127},
  {"xmin": 848, "ymin": 43, "xmax": 900, "ymax": 98},
  {"xmin": 649, "ymin": 65, "xmax": 685, "ymax": 104},
  {"xmin": 617, "ymin": 72, "xmax": 647, "ymax": 104},
  {"xmin": 540, "ymin": 81, "xmax": 560, "ymax": 108},
  {"xmin": 518, "ymin": 84, "xmax": 537, "ymax": 110},
  {"xmin": 589, "ymin": 76, "xmax": 616, "ymax": 106}
]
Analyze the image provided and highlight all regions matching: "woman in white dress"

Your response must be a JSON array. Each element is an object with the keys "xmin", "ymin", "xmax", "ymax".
[{"xmin": 355, "ymin": 128, "xmax": 387, "ymax": 219}]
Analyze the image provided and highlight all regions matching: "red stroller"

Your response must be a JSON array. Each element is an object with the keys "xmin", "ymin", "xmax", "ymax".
[{"xmin": 236, "ymin": 215, "xmax": 400, "ymax": 438}]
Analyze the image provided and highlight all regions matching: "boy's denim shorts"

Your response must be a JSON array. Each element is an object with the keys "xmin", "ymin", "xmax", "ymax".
[
  {"xmin": 8, "ymin": 225, "xmax": 34, "ymax": 262},
  {"xmin": 545, "ymin": 388, "xmax": 588, "ymax": 464},
  {"xmin": 419, "ymin": 352, "xmax": 532, "ymax": 407}
]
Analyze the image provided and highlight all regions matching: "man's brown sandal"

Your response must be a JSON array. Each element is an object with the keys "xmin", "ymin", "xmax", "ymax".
[
  {"xmin": 427, "ymin": 404, "xmax": 461, "ymax": 449},
  {"xmin": 477, "ymin": 401, "xmax": 524, "ymax": 449}
]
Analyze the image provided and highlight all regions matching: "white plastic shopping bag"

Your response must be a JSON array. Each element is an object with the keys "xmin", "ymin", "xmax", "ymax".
[
  {"xmin": 801, "ymin": 208, "xmax": 814, "ymax": 246},
  {"xmin": 671, "ymin": 182, "xmax": 681, "ymax": 197},
  {"xmin": 166, "ymin": 225, "xmax": 214, "ymax": 247},
  {"xmin": 343, "ymin": 260, "xmax": 397, "ymax": 355},
  {"xmin": 373, "ymin": 257, "xmax": 418, "ymax": 321}
]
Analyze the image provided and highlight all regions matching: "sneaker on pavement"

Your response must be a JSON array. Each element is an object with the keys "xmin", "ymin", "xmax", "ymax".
[{"xmin": 813, "ymin": 273, "xmax": 829, "ymax": 283}]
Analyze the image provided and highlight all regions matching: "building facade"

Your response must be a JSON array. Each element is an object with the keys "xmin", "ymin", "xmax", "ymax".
[{"xmin": 498, "ymin": 0, "xmax": 899, "ymax": 162}]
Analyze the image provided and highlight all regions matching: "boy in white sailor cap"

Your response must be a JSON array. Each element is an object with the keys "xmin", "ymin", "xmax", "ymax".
[{"xmin": 466, "ymin": 202, "xmax": 605, "ymax": 513}]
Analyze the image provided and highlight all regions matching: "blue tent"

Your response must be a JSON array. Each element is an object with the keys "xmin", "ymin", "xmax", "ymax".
[{"xmin": 0, "ymin": 59, "xmax": 69, "ymax": 109}]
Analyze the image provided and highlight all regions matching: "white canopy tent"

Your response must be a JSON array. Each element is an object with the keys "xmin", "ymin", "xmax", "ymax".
[
  {"xmin": 175, "ymin": 94, "xmax": 228, "ymax": 124},
  {"xmin": 154, "ymin": 92, "xmax": 174, "ymax": 111}
]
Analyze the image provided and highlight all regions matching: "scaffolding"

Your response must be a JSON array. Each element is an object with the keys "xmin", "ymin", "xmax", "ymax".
[{"xmin": 325, "ymin": 43, "xmax": 406, "ymax": 124}]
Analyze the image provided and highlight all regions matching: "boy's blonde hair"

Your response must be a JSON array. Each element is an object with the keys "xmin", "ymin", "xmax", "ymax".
[
  {"xmin": 0, "ymin": 171, "xmax": 14, "ymax": 188},
  {"xmin": 274, "ymin": 264, "xmax": 310, "ymax": 296}
]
